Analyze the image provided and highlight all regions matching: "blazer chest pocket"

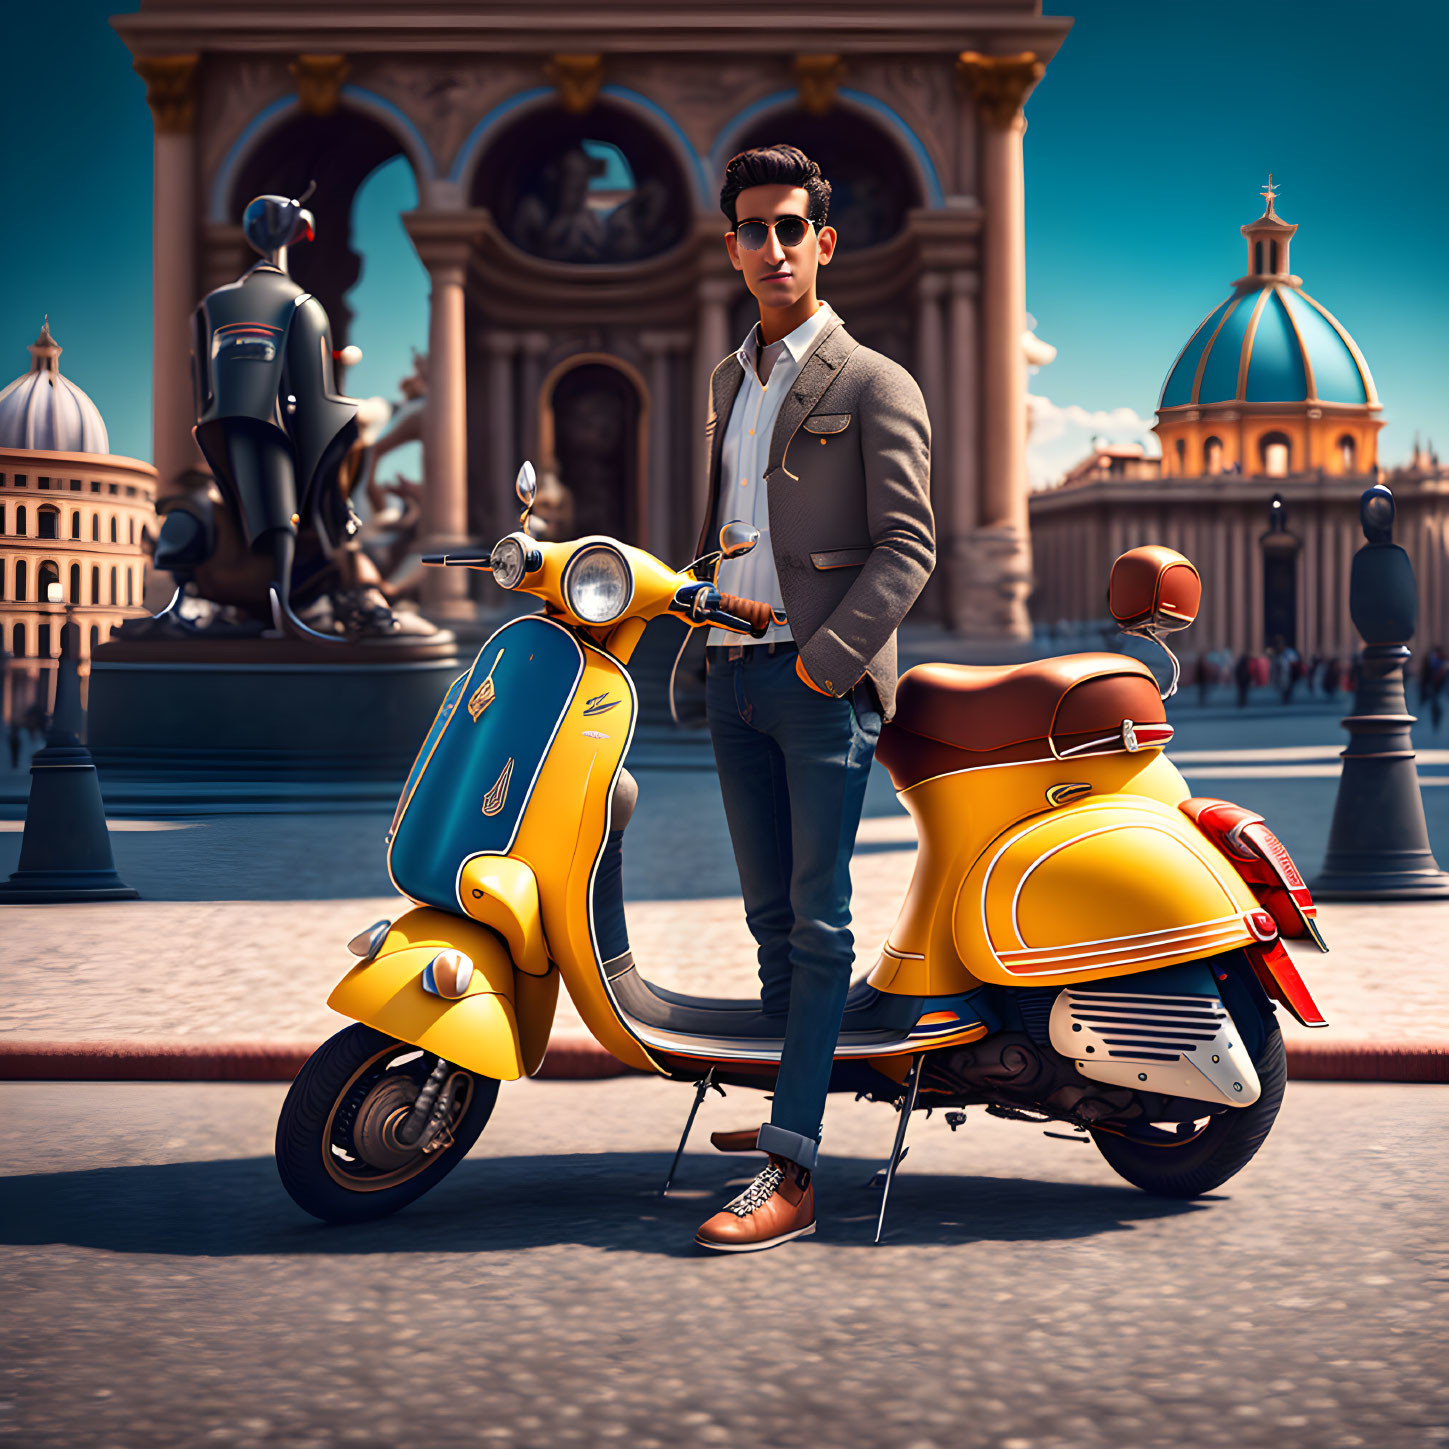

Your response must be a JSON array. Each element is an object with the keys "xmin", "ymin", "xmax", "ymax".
[
  {"xmin": 801, "ymin": 412, "xmax": 852, "ymax": 435},
  {"xmin": 811, "ymin": 546, "xmax": 871, "ymax": 570}
]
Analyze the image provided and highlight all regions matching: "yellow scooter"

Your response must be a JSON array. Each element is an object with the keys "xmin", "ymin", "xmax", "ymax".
[{"xmin": 275, "ymin": 464, "xmax": 1327, "ymax": 1234}]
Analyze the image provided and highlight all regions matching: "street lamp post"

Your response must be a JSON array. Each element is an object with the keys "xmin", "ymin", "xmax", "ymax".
[{"xmin": 1313, "ymin": 485, "xmax": 1449, "ymax": 899}]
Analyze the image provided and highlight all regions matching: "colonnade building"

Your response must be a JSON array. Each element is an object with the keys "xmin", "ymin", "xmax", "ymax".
[
  {"xmin": 114, "ymin": 0, "xmax": 1073, "ymax": 639},
  {"xmin": 1030, "ymin": 187, "xmax": 1449, "ymax": 663},
  {"xmin": 0, "ymin": 324, "xmax": 156, "ymax": 720}
]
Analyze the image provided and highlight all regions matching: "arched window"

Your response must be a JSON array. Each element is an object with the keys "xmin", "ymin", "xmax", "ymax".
[
  {"xmin": 109, "ymin": 566, "xmax": 118, "ymax": 605},
  {"xmin": 37, "ymin": 624, "xmax": 52, "ymax": 659},
  {"xmin": 70, "ymin": 510, "xmax": 81, "ymax": 539},
  {"xmin": 1174, "ymin": 438, "xmax": 1186, "ymax": 472},
  {"xmin": 1203, "ymin": 436, "xmax": 1224, "ymax": 474},
  {"xmin": 126, "ymin": 569, "xmax": 134, "ymax": 605},
  {"xmin": 1269, "ymin": 240, "xmax": 1279, "ymax": 273},
  {"xmin": 69, "ymin": 562, "xmax": 81, "ymax": 602},
  {"xmin": 1254, "ymin": 240, "xmax": 1263, "ymax": 273},
  {"xmin": 38, "ymin": 506, "xmax": 59, "ymax": 539},
  {"xmin": 16, "ymin": 505, "xmax": 26, "ymax": 536},
  {"xmin": 91, "ymin": 514, "xmax": 99, "ymax": 541},
  {"xmin": 128, "ymin": 518, "xmax": 136, "ymax": 545},
  {"xmin": 1338, "ymin": 434, "xmax": 1357, "ymax": 471},
  {"xmin": 91, "ymin": 565, "xmax": 100, "ymax": 604},
  {"xmin": 109, "ymin": 516, "xmax": 118, "ymax": 543},
  {"xmin": 1260, "ymin": 432, "xmax": 1292, "ymax": 477},
  {"xmin": 11, "ymin": 623, "xmax": 24, "ymax": 658},
  {"xmin": 15, "ymin": 559, "xmax": 26, "ymax": 601},
  {"xmin": 38, "ymin": 560, "xmax": 60, "ymax": 604}
]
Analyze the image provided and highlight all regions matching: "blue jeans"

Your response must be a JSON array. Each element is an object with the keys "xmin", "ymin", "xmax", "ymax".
[{"xmin": 706, "ymin": 644, "xmax": 882, "ymax": 1172}]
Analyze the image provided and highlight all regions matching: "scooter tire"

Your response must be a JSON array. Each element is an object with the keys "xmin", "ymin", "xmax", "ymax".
[
  {"xmin": 1088, "ymin": 1016, "xmax": 1287, "ymax": 1200},
  {"xmin": 275, "ymin": 1023, "xmax": 499, "ymax": 1224}
]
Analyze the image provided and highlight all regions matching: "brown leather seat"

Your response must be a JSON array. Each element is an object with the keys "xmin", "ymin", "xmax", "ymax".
[{"xmin": 877, "ymin": 653, "xmax": 1167, "ymax": 790}]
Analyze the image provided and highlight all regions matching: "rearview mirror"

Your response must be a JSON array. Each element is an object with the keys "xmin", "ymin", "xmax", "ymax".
[
  {"xmin": 719, "ymin": 521, "xmax": 758, "ymax": 560},
  {"xmin": 515, "ymin": 461, "xmax": 537, "ymax": 507}
]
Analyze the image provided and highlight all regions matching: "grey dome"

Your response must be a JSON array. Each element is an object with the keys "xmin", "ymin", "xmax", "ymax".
[{"xmin": 0, "ymin": 320, "xmax": 110, "ymax": 455}]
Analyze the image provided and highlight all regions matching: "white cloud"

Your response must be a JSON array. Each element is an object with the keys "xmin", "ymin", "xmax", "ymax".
[{"xmin": 1027, "ymin": 393, "xmax": 1161, "ymax": 490}]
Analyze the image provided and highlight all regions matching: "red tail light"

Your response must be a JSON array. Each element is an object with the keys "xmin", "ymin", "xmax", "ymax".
[{"xmin": 1181, "ymin": 798, "xmax": 1326, "ymax": 950}]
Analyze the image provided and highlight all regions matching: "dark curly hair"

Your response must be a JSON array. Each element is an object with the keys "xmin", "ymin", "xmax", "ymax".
[{"xmin": 719, "ymin": 144, "xmax": 832, "ymax": 230}]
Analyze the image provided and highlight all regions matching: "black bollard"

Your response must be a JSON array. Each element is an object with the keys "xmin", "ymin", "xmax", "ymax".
[
  {"xmin": 1313, "ymin": 485, "xmax": 1449, "ymax": 899},
  {"xmin": 0, "ymin": 622, "xmax": 138, "ymax": 902}
]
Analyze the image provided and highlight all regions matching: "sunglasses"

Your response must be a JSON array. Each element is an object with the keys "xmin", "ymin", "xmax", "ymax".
[{"xmin": 734, "ymin": 215, "xmax": 818, "ymax": 250}]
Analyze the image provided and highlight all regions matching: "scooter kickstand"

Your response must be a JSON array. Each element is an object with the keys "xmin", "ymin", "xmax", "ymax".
[
  {"xmin": 661, "ymin": 1068, "xmax": 724, "ymax": 1197},
  {"xmin": 874, "ymin": 1053, "xmax": 924, "ymax": 1245}
]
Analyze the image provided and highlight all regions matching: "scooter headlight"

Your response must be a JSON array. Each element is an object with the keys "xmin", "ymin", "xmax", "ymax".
[{"xmin": 564, "ymin": 545, "xmax": 633, "ymax": 624}]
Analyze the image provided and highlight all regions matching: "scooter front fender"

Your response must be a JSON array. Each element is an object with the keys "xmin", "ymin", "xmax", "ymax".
[
  {"xmin": 327, "ymin": 906, "xmax": 548, "ymax": 1080},
  {"xmin": 954, "ymin": 794, "xmax": 1262, "ymax": 987}
]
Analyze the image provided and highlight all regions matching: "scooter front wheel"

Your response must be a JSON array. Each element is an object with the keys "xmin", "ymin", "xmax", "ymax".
[{"xmin": 275, "ymin": 1024, "xmax": 499, "ymax": 1223}]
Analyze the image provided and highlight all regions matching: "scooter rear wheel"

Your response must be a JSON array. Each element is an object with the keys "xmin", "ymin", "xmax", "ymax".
[
  {"xmin": 1088, "ymin": 1014, "xmax": 1286, "ymax": 1199},
  {"xmin": 275, "ymin": 1024, "xmax": 499, "ymax": 1223}
]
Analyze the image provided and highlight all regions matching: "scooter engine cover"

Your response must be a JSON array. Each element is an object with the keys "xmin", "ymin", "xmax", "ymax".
[
  {"xmin": 1047, "ymin": 962, "xmax": 1261, "ymax": 1107},
  {"xmin": 388, "ymin": 616, "xmax": 585, "ymax": 913}
]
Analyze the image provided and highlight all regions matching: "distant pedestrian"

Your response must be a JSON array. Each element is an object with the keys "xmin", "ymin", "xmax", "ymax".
[
  {"xmin": 1234, "ymin": 652, "xmax": 1252, "ymax": 708},
  {"xmin": 1323, "ymin": 658, "xmax": 1342, "ymax": 697}
]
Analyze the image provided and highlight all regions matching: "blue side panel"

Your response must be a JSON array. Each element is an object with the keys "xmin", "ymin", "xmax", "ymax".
[
  {"xmin": 1196, "ymin": 294, "xmax": 1251, "ymax": 404},
  {"xmin": 1244, "ymin": 290, "xmax": 1308, "ymax": 402},
  {"xmin": 1159, "ymin": 297, "xmax": 1231, "ymax": 408},
  {"xmin": 388, "ymin": 616, "xmax": 584, "ymax": 911},
  {"xmin": 1281, "ymin": 289, "xmax": 1368, "ymax": 404}
]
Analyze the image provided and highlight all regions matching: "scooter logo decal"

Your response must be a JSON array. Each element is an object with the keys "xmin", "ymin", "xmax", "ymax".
[
  {"xmin": 582, "ymin": 693, "xmax": 619, "ymax": 716},
  {"xmin": 468, "ymin": 648, "xmax": 505, "ymax": 722},
  {"xmin": 481, "ymin": 756, "xmax": 514, "ymax": 816},
  {"xmin": 1045, "ymin": 782, "xmax": 1092, "ymax": 808}
]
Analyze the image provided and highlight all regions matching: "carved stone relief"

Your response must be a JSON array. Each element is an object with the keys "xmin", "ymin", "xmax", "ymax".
[{"xmin": 198, "ymin": 59, "xmax": 294, "ymax": 194}]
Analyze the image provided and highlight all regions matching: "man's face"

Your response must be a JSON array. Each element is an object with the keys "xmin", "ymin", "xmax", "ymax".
[{"xmin": 724, "ymin": 184, "xmax": 836, "ymax": 306}]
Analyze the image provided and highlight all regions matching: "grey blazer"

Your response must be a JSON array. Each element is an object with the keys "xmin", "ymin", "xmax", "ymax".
[{"xmin": 695, "ymin": 313, "xmax": 934, "ymax": 720}]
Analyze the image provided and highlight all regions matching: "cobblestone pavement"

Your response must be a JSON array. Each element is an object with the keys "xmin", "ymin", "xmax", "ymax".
[
  {"xmin": 2, "ymin": 708, "xmax": 1446, "ymax": 1050},
  {"xmin": 1, "ymin": 1076, "xmax": 1445, "ymax": 1449}
]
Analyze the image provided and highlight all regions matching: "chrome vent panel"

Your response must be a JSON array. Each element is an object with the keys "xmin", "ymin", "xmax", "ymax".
[{"xmin": 1048, "ymin": 987, "xmax": 1261, "ymax": 1107}]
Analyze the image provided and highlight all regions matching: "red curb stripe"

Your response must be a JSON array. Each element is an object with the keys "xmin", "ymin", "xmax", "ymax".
[{"xmin": 0, "ymin": 1039, "xmax": 1444, "ymax": 1083}]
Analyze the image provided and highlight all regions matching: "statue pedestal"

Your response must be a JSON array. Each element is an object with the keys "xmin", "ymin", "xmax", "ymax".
[{"xmin": 86, "ymin": 632, "xmax": 462, "ymax": 809}]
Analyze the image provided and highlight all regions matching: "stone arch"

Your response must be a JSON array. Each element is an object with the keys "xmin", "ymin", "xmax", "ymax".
[
  {"xmin": 464, "ymin": 95, "xmax": 698, "ymax": 264},
  {"xmin": 452, "ymin": 86, "xmax": 709, "ymax": 214},
  {"xmin": 210, "ymin": 87, "xmax": 434, "ymax": 223},
  {"xmin": 37, "ymin": 559, "xmax": 60, "ymax": 604},
  {"xmin": 217, "ymin": 93, "xmax": 432, "ymax": 346},
  {"xmin": 537, "ymin": 354, "xmax": 649, "ymax": 544},
  {"xmin": 707, "ymin": 88, "xmax": 942, "ymax": 246}
]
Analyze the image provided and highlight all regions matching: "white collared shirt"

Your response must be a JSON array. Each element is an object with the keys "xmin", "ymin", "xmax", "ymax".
[{"xmin": 708, "ymin": 299, "xmax": 837, "ymax": 647}]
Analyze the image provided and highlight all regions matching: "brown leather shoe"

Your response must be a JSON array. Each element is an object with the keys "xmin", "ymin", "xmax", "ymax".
[
  {"xmin": 695, "ymin": 1155, "xmax": 815, "ymax": 1253},
  {"xmin": 708, "ymin": 1128, "xmax": 763, "ymax": 1153}
]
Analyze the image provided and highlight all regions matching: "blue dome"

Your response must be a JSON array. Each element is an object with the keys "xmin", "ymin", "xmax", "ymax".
[{"xmin": 1159, "ymin": 285, "xmax": 1377, "ymax": 411}]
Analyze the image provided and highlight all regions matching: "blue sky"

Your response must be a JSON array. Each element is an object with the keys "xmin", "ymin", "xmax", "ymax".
[{"xmin": 1, "ymin": 0, "xmax": 1444, "ymax": 486}]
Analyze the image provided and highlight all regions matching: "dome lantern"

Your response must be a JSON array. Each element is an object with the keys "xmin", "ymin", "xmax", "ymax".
[{"xmin": 1239, "ymin": 176, "xmax": 1298, "ymax": 286}]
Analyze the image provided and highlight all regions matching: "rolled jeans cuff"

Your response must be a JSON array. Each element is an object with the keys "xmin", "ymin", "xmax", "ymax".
[{"xmin": 756, "ymin": 1122, "xmax": 819, "ymax": 1172}]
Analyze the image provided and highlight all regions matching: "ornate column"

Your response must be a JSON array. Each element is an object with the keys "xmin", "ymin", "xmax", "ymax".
[
  {"xmin": 911, "ymin": 274, "xmax": 948, "ymax": 623},
  {"xmin": 956, "ymin": 51, "xmax": 1043, "ymax": 641},
  {"xmin": 946, "ymin": 271, "xmax": 985, "ymax": 633},
  {"xmin": 641, "ymin": 330, "xmax": 690, "ymax": 560},
  {"xmin": 518, "ymin": 331, "xmax": 551, "ymax": 468},
  {"xmin": 403, "ymin": 209, "xmax": 487, "ymax": 619},
  {"xmin": 133, "ymin": 55, "xmax": 200, "ymax": 499},
  {"xmin": 485, "ymin": 332, "xmax": 519, "ymax": 555},
  {"xmin": 694, "ymin": 278, "xmax": 735, "ymax": 532}
]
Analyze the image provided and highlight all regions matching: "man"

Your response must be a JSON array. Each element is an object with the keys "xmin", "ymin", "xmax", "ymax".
[{"xmin": 692, "ymin": 145, "xmax": 934, "ymax": 1252}]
